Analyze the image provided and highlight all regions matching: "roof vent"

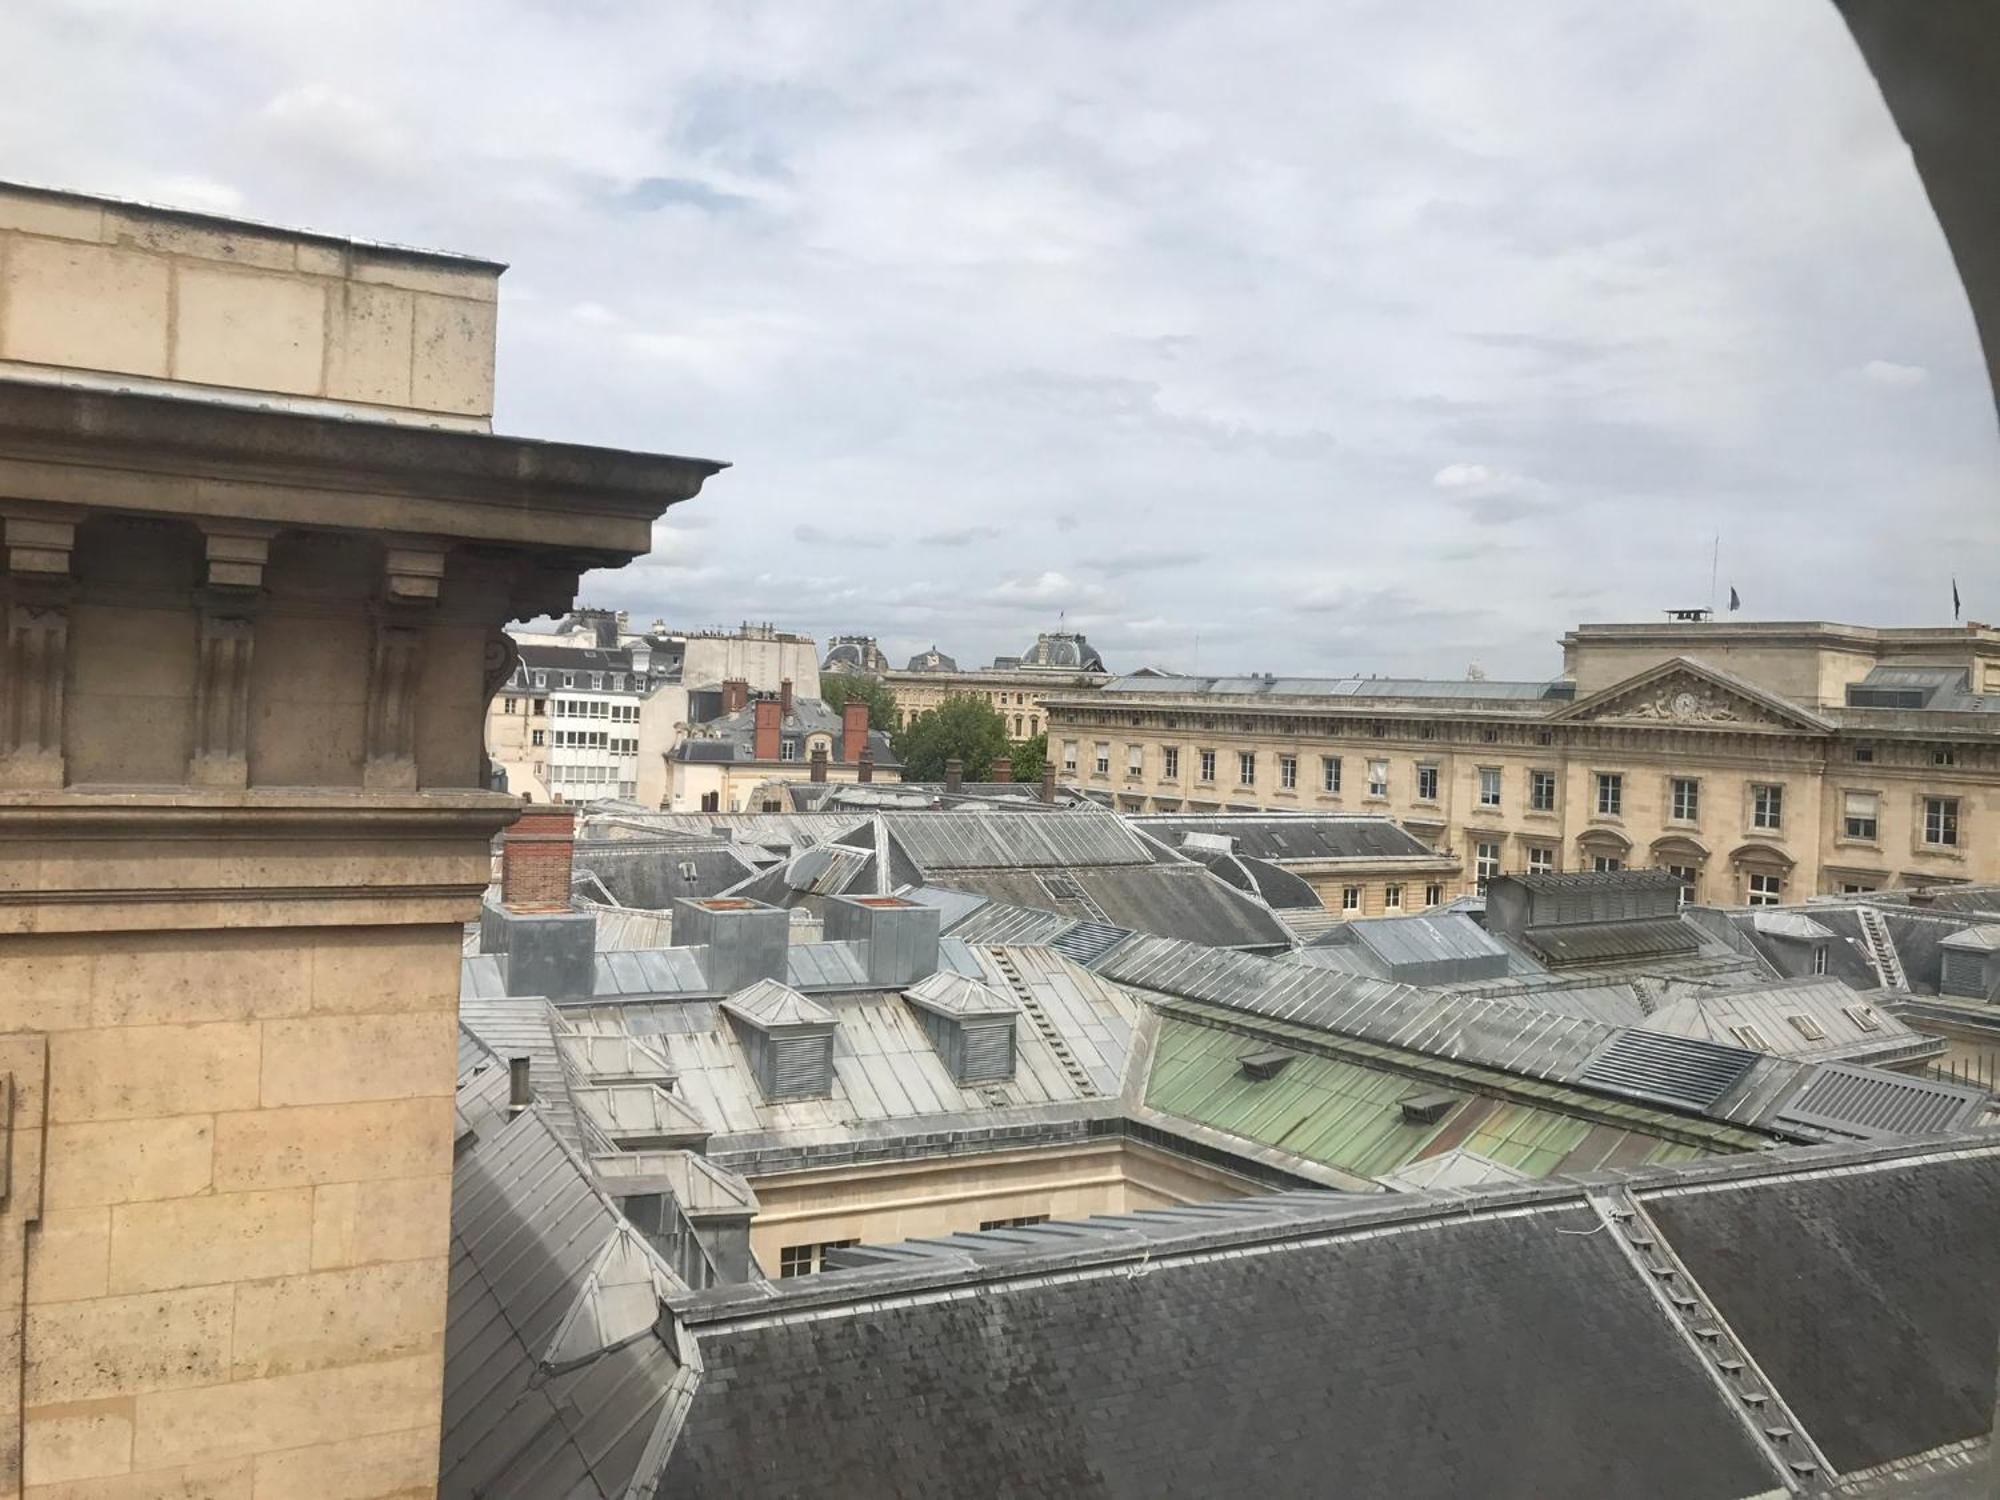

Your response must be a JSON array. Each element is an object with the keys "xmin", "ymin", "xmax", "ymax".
[
  {"xmin": 823, "ymin": 894, "xmax": 942, "ymax": 985},
  {"xmin": 1399, "ymin": 1091, "xmax": 1457, "ymax": 1125},
  {"xmin": 904, "ymin": 972, "xmax": 1017, "ymax": 1084},
  {"xmin": 1238, "ymin": 1048, "xmax": 1294, "ymax": 1081},
  {"xmin": 674, "ymin": 896, "xmax": 790, "ymax": 992},
  {"xmin": 721, "ymin": 978, "xmax": 837, "ymax": 1100}
]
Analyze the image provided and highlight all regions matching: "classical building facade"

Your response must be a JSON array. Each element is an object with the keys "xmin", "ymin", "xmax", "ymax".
[
  {"xmin": 0, "ymin": 182, "xmax": 720, "ymax": 1495},
  {"xmin": 872, "ymin": 630, "xmax": 1112, "ymax": 739},
  {"xmin": 1046, "ymin": 621, "xmax": 2000, "ymax": 906}
]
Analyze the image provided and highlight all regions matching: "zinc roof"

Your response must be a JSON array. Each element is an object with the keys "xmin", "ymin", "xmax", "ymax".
[
  {"xmin": 881, "ymin": 809, "xmax": 1155, "ymax": 870},
  {"xmin": 1131, "ymin": 814, "xmax": 1438, "ymax": 862},
  {"xmin": 1144, "ymin": 1013, "xmax": 1711, "ymax": 1181}
]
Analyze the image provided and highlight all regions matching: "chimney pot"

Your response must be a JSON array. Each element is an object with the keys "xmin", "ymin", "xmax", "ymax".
[
  {"xmin": 945, "ymin": 758, "xmax": 964, "ymax": 794},
  {"xmin": 992, "ymin": 756, "xmax": 1012, "ymax": 784},
  {"xmin": 841, "ymin": 700, "xmax": 870, "ymax": 763},
  {"xmin": 723, "ymin": 678, "xmax": 749, "ymax": 715},
  {"xmin": 753, "ymin": 697, "xmax": 782, "ymax": 762},
  {"xmin": 1040, "ymin": 764, "xmax": 1057, "ymax": 804},
  {"xmin": 780, "ymin": 678, "xmax": 794, "ymax": 717},
  {"xmin": 857, "ymin": 744, "xmax": 874, "ymax": 784},
  {"xmin": 508, "ymin": 1055, "xmax": 534, "ymax": 1110},
  {"xmin": 810, "ymin": 746, "xmax": 828, "ymax": 784}
]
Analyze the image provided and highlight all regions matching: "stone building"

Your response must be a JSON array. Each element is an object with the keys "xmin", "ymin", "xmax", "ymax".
[
  {"xmin": 876, "ymin": 628, "xmax": 1110, "ymax": 739},
  {"xmin": 665, "ymin": 691, "xmax": 900, "ymax": 811},
  {"xmin": 486, "ymin": 618, "xmax": 817, "ymax": 807},
  {"xmin": 0, "ymin": 181, "xmax": 721, "ymax": 1495},
  {"xmin": 1046, "ymin": 619, "xmax": 2000, "ymax": 906}
]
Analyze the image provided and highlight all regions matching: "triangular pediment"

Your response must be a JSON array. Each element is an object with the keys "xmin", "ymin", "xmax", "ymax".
[{"xmin": 1551, "ymin": 658, "xmax": 1833, "ymax": 734}]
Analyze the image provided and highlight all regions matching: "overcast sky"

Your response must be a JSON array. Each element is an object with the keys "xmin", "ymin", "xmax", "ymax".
[{"xmin": 6, "ymin": 0, "xmax": 1996, "ymax": 678}]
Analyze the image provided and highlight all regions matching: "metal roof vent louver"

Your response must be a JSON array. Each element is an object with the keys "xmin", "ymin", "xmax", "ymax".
[
  {"xmin": 721, "ymin": 978, "xmax": 837, "ymax": 1101},
  {"xmin": 1238, "ymin": 1048, "xmax": 1293, "ymax": 1081},
  {"xmin": 1399, "ymin": 1091, "xmax": 1457, "ymax": 1125},
  {"xmin": 1576, "ymin": 1030, "xmax": 1759, "ymax": 1113},
  {"xmin": 904, "ymin": 972, "xmax": 1018, "ymax": 1084}
]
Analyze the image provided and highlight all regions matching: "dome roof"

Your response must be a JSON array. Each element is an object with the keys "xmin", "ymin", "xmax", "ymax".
[
  {"xmin": 822, "ymin": 635, "xmax": 888, "ymax": 673},
  {"xmin": 905, "ymin": 646, "xmax": 958, "ymax": 673},
  {"xmin": 1020, "ymin": 630, "xmax": 1106, "ymax": 673}
]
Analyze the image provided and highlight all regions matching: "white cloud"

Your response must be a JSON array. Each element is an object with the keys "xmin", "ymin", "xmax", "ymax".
[
  {"xmin": 1432, "ymin": 462, "xmax": 1519, "ymax": 492},
  {"xmin": 1860, "ymin": 358, "xmax": 1929, "ymax": 388}
]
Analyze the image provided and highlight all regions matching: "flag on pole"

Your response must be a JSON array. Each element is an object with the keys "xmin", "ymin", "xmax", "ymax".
[
  {"xmin": 1953, "ymin": 578, "xmax": 1962, "ymax": 622},
  {"xmin": 1728, "ymin": 586, "xmax": 1741, "ymax": 612}
]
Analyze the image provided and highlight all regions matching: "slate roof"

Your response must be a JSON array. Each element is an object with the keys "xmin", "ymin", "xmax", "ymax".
[
  {"xmin": 1639, "ymin": 978, "xmax": 1941, "ymax": 1067},
  {"xmin": 668, "ymin": 696, "xmax": 899, "ymax": 766},
  {"xmin": 1099, "ymin": 673, "xmax": 1571, "ymax": 702},
  {"xmin": 441, "ymin": 1064, "xmax": 685, "ymax": 1500},
  {"xmin": 879, "ymin": 809, "xmax": 1156, "ymax": 870},
  {"xmin": 930, "ymin": 864, "xmax": 1293, "ymax": 950},
  {"xmin": 658, "ymin": 1137, "xmax": 2000, "ymax": 1498}
]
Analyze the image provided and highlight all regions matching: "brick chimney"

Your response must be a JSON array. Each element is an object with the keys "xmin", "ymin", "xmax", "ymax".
[
  {"xmin": 857, "ymin": 744, "xmax": 874, "ymax": 784},
  {"xmin": 992, "ymin": 756, "xmax": 1012, "ymax": 784},
  {"xmin": 1040, "ymin": 763, "xmax": 1057, "ymax": 804},
  {"xmin": 753, "ymin": 697, "xmax": 782, "ymax": 762},
  {"xmin": 723, "ymin": 678, "xmax": 749, "ymax": 715},
  {"xmin": 501, "ymin": 806, "xmax": 576, "ymax": 912},
  {"xmin": 842, "ymin": 700, "xmax": 870, "ymax": 763},
  {"xmin": 810, "ymin": 746, "xmax": 828, "ymax": 783},
  {"xmin": 780, "ymin": 678, "xmax": 794, "ymax": 716},
  {"xmin": 945, "ymin": 758, "xmax": 963, "ymax": 794}
]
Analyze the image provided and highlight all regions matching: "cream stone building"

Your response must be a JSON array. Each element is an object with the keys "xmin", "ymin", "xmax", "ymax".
[
  {"xmin": 0, "ymin": 182, "xmax": 721, "ymax": 1498},
  {"xmin": 861, "ymin": 630, "xmax": 1111, "ymax": 740},
  {"xmin": 666, "ymin": 692, "xmax": 900, "ymax": 812},
  {"xmin": 1046, "ymin": 620, "xmax": 2000, "ymax": 907}
]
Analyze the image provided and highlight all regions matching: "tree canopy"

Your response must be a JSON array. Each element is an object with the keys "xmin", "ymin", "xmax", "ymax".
[
  {"xmin": 818, "ymin": 672, "xmax": 898, "ymax": 735},
  {"xmin": 893, "ymin": 694, "xmax": 1009, "ymax": 781},
  {"xmin": 1007, "ymin": 732, "xmax": 1048, "ymax": 785}
]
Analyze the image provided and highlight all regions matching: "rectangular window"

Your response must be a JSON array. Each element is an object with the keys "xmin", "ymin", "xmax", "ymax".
[
  {"xmin": 1923, "ymin": 796, "xmax": 1960, "ymax": 847},
  {"xmin": 1844, "ymin": 1003, "xmax": 1881, "ymax": 1032},
  {"xmin": 1812, "ymin": 946, "xmax": 1828, "ymax": 976},
  {"xmin": 531, "ymin": 729, "xmax": 544, "ymax": 746},
  {"xmin": 778, "ymin": 1244, "xmax": 814, "ymax": 1279},
  {"xmin": 1238, "ymin": 751, "xmax": 1257, "ymax": 787},
  {"xmin": 1593, "ymin": 855, "xmax": 1623, "ymax": 873},
  {"xmin": 1127, "ymin": 744, "xmax": 1143, "ymax": 777},
  {"xmin": 1843, "ymin": 791, "xmax": 1879, "ymax": 841},
  {"xmin": 1368, "ymin": 760, "xmax": 1389, "ymax": 798},
  {"xmin": 1341, "ymin": 885, "xmax": 1361, "ymax": 913},
  {"xmin": 562, "ymin": 673, "xmax": 575, "ymax": 688},
  {"xmin": 1162, "ymin": 746, "xmax": 1180, "ymax": 780},
  {"xmin": 1529, "ymin": 769, "xmax": 1557, "ymax": 812},
  {"xmin": 1752, "ymin": 783, "xmax": 1783, "ymax": 831},
  {"xmin": 533, "ymin": 697, "xmax": 546, "ymax": 714},
  {"xmin": 502, "ymin": 696, "xmax": 518, "ymax": 714},
  {"xmin": 1666, "ymin": 864, "xmax": 1697, "ymax": 906},
  {"xmin": 1095, "ymin": 743, "xmax": 1110, "ymax": 776},
  {"xmin": 780, "ymin": 740, "xmax": 798, "ymax": 761},
  {"xmin": 1474, "ymin": 842, "xmax": 1501, "ymax": 893},
  {"xmin": 1728, "ymin": 1024, "xmax": 1769, "ymax": 1051},
  {"xmin": 1322, "ymin": 756, "xmax": 1342, "ymax": 793},
  {"xmin": 1852, "ymin": 745, "xmax": 1874, "ymax": 763},
  {"xmin": 1536, "ymin": 728, "xmax": 1554, "ymax": 747},
  {"xmin": 1481, "ymin": 727, "xmax": 1499, "ymax": 744},
  {"xmin": 1199, "ymin": 749, "xmax": 1217, "ymax": 782},
  {"xmin": 1416, "ymin": 764, "xmax": 1439, "ymax": 801},
  {"xmin": 1477, "ymin": 767, "xmax": 1501, "ymax": 808},
  {"xmin": 1384, "ymin": 884, "xmax": 1403, "ymax": 912},
  {"xmin": 1279, "ymin": 754, "xmax": 1297, "ymax": 790},
  {"xmin": 979, "ymin": 1215, "xmax": 1050, "ymax": 1231},
  {"xmin": 1671, "ymin": 778, "xmax": 1699, "ymax": 822},
  {"xmin": 700, "ymin": 791, "xmax": 720, "ymax": 812},
  {"xmin": 1063, "ymin": 740, "xmax": 1078, "ymax": 773},
  {"xmin": 1747, "ymin": 872, "xmax": 1782, "ymax": 906},
  {"xmin": 1424, "ymin": 883, "xmax": 1444, "ymax": 907},
  {"xmin": 1933, "ymin": 747, "xmax": 1958, "ymax": 767},
  {"xmin": 1527, "ymin": 846, "xmax": 1554, "ymax": 874},
  {"xmin": 1596, "ymin": 773, "xmax": 1622, "ymax": 816}
]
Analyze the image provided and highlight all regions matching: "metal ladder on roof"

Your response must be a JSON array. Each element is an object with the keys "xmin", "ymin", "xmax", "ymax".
[
  {"xmin": 1039, "ymin": 872, "xmax": 1113, "ymax": 925},
  {"xmin": 1855, "ymin": 905, "xmax": 1908, "ymax": 991},
  {"xmin": 989, "ymin": 948, "xmax": 1097, "ymax": 1094},
  {"xmin": 1590, "ymin": 1192, "xmax": 1835, "ymax": 1493}
]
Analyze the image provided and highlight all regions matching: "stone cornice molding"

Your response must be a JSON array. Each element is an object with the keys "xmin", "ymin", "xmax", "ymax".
[{"xmin": 0, "ymin": 379, "xmax": 727, "ymax": 563}]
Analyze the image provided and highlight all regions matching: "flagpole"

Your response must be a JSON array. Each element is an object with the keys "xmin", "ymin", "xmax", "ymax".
[{"xmin": 1708, "ymin": 533, "xmax": 1719, "ymax": 615}]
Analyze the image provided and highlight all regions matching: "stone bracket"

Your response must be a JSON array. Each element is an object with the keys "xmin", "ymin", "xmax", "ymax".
[
  {"xmin": 363, "ymin": 614, "xmax": 426, "ymax": 793},
  {"xmin": 188, "ymin": 603, "xmax": 258, "ymax": 789},
  {"xmin": 197, "ymin": 521, "xmax": 278, "ymax": 592}
]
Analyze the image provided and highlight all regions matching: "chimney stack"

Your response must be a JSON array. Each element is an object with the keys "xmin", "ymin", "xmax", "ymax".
[
  {"xmin": 753, "ymin": 697, "xmax": 782, "ymax": 762},
  {"xmin": 1040, "ymin": 763, "xmax": 1057, "ymax": 804},
  {"xmin": 723, "ymin": 678, "xmax": 749, "ymax": 715},
  {"xmin": 857, "ymin": 744, "xmax": 874, "ymax": 784},
  {"xmin": 500, "ymin": 806, "xmax": 576, "ymax": 912},
  {"xmin": 780, "ymin": 678, "xmax": 794, "ymax": 717},
  {"xmin": 810, "ymin": 746, "xmax": 828, "ymax": 783},
  {"xmin": 841, "ymin": 700, "xmax": 870, "ymax": 763},
  {"xmin": 945, "ymin": 758, "xmax": 963, "ymax": 794},
  {"xmin": 992, "ymin": 756, "xmax": 1012, "ymax": 784}
]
